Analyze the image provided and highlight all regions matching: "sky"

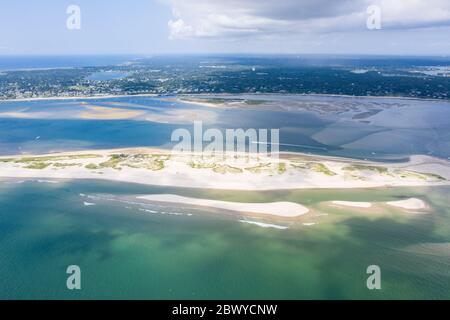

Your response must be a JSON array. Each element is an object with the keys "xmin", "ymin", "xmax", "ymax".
[{"xmin": 0, "ymin": 0, "xmax": 449, "ymax": 56}]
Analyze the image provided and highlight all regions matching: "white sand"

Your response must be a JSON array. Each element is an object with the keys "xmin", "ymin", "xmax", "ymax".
[
  {"xmin": 331, "ymin": 201, "xmax": 372, "ymax": 208},
  {"xmin": 239, "ymin": 220, "xmax": 288, "ymax": 230},
  {"xmin": 386, "ymin": 198, "xmax": 426, "ymax": 210},
  {"xmin": 138, "ymin": 194, "xmax": 309, "ymax": 217}
]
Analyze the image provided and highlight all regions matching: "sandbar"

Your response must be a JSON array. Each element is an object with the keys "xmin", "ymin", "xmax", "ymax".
[
  {"xmin": 386, "ymin": 198, "xmax": 426, "ymax": 210},
  {"xmin": 137, "ymin": 194, "xmax": 309, "ymax": 217}
]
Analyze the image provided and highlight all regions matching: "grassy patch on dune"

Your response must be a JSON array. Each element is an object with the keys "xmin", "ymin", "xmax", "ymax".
[
  {"xmin": 52, "ymin": 163, "xmax": 82, "ymax": 168},
  {"xmin": 291, "ymin": 162, "xmax": 337, "ymax": 176},
  {"xmin": 24, "ymin": 162, "xmax": 51, "ymax": 169},
  {"xmin": 344, "ymin": 165, "xmax": 389, "ymax": 174},
  {"xmin": 213, "ymin": 165, "xmax": 243, "ymax": 174}
]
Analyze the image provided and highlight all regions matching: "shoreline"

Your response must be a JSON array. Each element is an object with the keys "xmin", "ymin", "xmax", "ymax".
[
  {"xmin": 0, "ymin": 93, "xmax": 160, "ymax": 103},
  {"xmin": 176, "ymin": 92, "xmax": 450, "ymax": 104},
  {"xmin": 1, "ymin": 92, "xmax": 449, "ymax": 104}
]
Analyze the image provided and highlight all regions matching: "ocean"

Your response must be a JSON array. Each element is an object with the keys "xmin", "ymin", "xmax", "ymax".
[{"xmin": 0, "ymin": 179, "xmax": 449, "ymax": 299}]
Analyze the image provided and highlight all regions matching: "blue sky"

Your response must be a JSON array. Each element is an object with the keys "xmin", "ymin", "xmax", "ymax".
[{"xmin": 1, "ymin": 0, "xmax": 449, "ymax": 55}]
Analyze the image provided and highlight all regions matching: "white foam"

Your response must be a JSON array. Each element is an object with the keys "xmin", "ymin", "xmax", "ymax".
[
  {"xmin": 138, "ymin": 208, "xmax": 158, "ymax": 214},
  {"xmin": 239, "ymin": 220, "xmax": 288, "ymax": 230}
]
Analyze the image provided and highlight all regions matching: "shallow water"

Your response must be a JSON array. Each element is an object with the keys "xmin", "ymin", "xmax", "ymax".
[
  {"xmin": 0, "ymin": 179, "xmax": 449, "ymax": 299},
  {"xmin": 1, "ymin": 95, "xmax": 450, "ymax": 160}
]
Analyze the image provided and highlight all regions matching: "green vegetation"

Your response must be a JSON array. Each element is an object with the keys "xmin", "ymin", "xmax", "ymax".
[
  {"xmin": 425, "ymin": 173, "xmax": 447, "ymax": 181},
  {"xmin": 189, "ymin": 162, "xmax": 216, "ymax": 169},
  {"xmin": 97, "ymin": 154, "xmax": 127, "ymax": 170},
  {"xmin": 24, "ymin": 162, "xmax": 50, "ymax": 169},
  {"xmin": 244, "ymin": 163, "xmax": 271, "ymax": 174},
  {"xmin": 292, "ymin": 161, "xmax": 336, "ymax": 176},
  {"xmin": 394, "ymin": 170, "xmax": 445, "ymax": 181},
  {"xmin": 344, "ymin": 165, "xmax": 389, "ymax": 174},
  {"xmin": 52, "ymin": 163, "xmax": 81, "ymax": 168},
  {"xmin": 312, "ymin": 163, "xmax": 336, "ymax": 176},
  {"xmin": 277, "ymin": 163, "xmax": 287, "ymax": 174},
  {"xmin": 84, "ymin": 154, "xmax": 168, "ymax": 171},
  {"xmin": 213, "ymin": 165, "xmax": 243, "ymax": 174},
  {"xmin": 85, "ymin": 163, "xmax": 99, "ymax": 170},
  {"xmin": 343, "ymin": 165, "xmax": 445, "ymax": 181}
]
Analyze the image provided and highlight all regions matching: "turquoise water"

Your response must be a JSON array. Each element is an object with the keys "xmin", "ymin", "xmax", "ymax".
[{"xmin": 1, "ymin": 179, "xmax": 449, "ymax": 299}]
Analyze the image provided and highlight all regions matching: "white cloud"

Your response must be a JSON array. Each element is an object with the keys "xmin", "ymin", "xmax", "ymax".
[{"xmin": 165, "ymin": 0, "xmax": 450, "ymax": 39}]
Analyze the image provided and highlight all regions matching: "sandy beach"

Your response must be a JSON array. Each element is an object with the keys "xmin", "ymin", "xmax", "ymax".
[{"xmin": 0, "ymin": 147, "xmax": 449, "ymax": 191}]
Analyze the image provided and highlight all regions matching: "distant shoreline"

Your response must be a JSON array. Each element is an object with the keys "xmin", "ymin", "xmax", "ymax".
[
  {"xmin": 1, "ymin": 92, "xmax": 449, "ymax": 103},
  {"xmin": 178, "ymin": 92, "xmax": 450, "ymax": 103},
  {"xmin": 0, "ymin": 93, "xmax": 160, "ymax": 103}
]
